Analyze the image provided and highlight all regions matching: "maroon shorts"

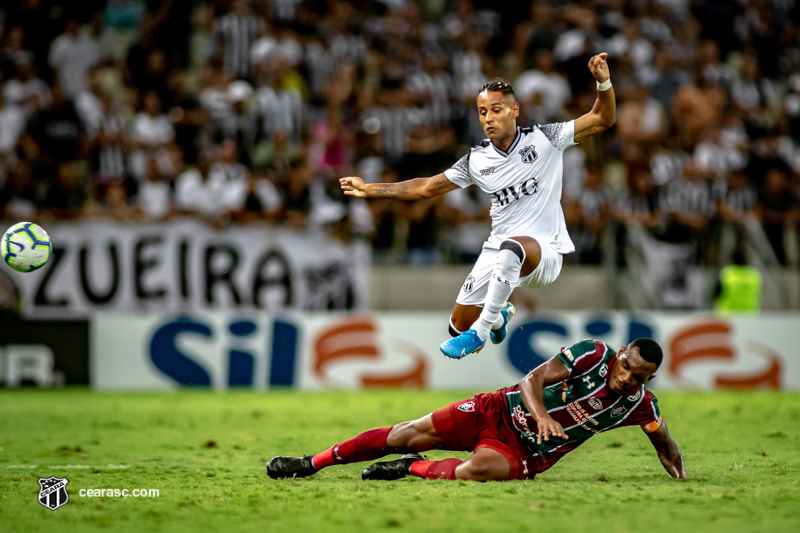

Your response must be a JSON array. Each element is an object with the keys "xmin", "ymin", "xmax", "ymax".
[{"xmin": 431, "ymin": 390, "xmax": 540, "ymax": 480}]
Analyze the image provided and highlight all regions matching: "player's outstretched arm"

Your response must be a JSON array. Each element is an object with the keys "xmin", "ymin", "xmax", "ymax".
[
  {"xmin": 519, "ymin": 357, "xmax": 571, "ymax": 444},
  {"xmin": 646, "ymin": 422, "xmax": 690, "ymax": 479},
  {"xmin": 340, "ymin": 173, "xmax": 459, "ymax": 201},
  {"xmin": 573, "ymin": 52, "xmax": 616, "ymax": 143}
]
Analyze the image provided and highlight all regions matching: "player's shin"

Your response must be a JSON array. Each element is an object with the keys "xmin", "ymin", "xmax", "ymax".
[
  {"xmin": 311, "ymin": 427, "xmax": 394, "ymax": 469},
  {"xmin": 473, "ymin": 241, "xmax": 524, "ymax": 340},
  {"xmin": 409, "ymin": 458, "xmax": 462, "ymax": 480}
]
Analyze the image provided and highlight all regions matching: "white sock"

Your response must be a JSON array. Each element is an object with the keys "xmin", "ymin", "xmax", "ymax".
[
  {"xmin": 472, "ymin": 241, "xmax": 524, "ymax": 340},
  {"xmin": 492, "ymin": 313, "xmax": 506, "ymax": 331}
]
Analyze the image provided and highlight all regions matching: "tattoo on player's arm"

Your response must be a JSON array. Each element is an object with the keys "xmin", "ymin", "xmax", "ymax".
[
  {"xmin": 432, "ymin": 178, "xmax": 452, "ymax": 193},
  {"xmin": 373, "ymin": 182, "xmax": 409, "ymax": 199},
  {"xmin": 575, "ymin": 122, "xmax": 602, "ymax": 141}
]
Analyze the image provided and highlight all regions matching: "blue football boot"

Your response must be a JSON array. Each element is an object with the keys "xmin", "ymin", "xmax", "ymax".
[
  {"xmin": 490, "ymin": 302, "xmax": 517, "ymax": 345},
  {"xmin": 440, "ymin": 329, "xmax": 486, "ymax": 359}
]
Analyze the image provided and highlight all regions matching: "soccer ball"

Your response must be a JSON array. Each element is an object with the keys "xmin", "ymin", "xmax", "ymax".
[{"xmin": 1, "ymin": 222, "xmax": 52, "ymax": 272}]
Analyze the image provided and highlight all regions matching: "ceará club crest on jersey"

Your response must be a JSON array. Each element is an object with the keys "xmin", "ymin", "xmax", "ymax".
[
  {"xmin": 519, "ymin": 145, "xmax": 537, "ymax": 163},
  {"xmin": 38, "ymin": 476, "xmax": 69, "ymax": 511}
]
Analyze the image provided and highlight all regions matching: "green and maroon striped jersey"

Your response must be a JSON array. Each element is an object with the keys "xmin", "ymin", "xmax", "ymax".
[{"xmin": 503, "ymin": 339, "xmax": 663, "ymax": 472}]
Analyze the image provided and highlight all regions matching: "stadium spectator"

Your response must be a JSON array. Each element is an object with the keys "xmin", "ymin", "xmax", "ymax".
[
  {"xmin": 616, "ymin": 84, "xmax": 668, "ymax": 162},
  {"xmin": 235, "ymin": 171, "xmax": 282, "ymax": 223},
  {"xmin": 647, "ymin": 46, "xmax": 691, "ymax": 110},
  {"xmin": 0, "ymin": 158, "xmax": 38, "ymax": 220},
  {"xmin": 309, "ymin": 171, "xmax": 373, "ymax": 239},
  {"xmin": 365, "ymin": 167, "xmax": 403, "ymax": 264},
  {"xmin": 553, "ymin": 6, "xmax": 604, "ymax": 95},
  {"xmin": 175, "ymin": 154, "xmax": 220, "ymax": 220},
  {"xmin": 567, "ymin": 165, "xmax": 612, "ymax": 265},
  {"xmin": 163, "ymin": 69, "xmax": 206, "ymax": 165},
  {"xmin": 210, "ymin": 139, "xmax": 249, "ymax": 218},
  {"xmin": 145, "ymin": 0, "xmax": 194, "ymax": 69},
  {"xmin": 90, "ymin": 92, "xmax": 129, "ymax": 193},
  {"xmin": 3, "ymin": 56, "xmax": 51, "ymax": 116},
  {"xmin": 255, "ymin": 57, "xmax": 305, "ymax": 149},
  {"xmin": 360, "ymin": 80, "xmax": 416, "ymax": 166},
  {"xmin": 27, "ymin": 83, "xmax": 86, "ymax": 166},
  {"xmin": 514, "ymin": 50, "xmax": 571, "ymax": 125},
  {"xmin": 43, "ymin": 161, "xmax": 87, "ymax": 220},
  {"xmin": 282, "ymin": 158, "xmax": 314, "ymax": 230},
  {"xmin": 506, "ymin": 1, "xmax": 559, "ymax": 78},
  {"xmin": 75, "ymin": 68, "xmax": 106, "ymax": 134},
  {"xmin": 407, "ymin": 51, "xmax": 455, "ymax": 129},
  {"xmin": 757, "ymin": 166, "xmax": 793, "ymax": 265},
  {"xmin": 212, "ymin": 0, "xmax": 265, "ymax": 81},
  {"xmin": 129, "ymin": 90, "xmax": 174, "ymax": 181},
  {"xmin": 221, "ymin": 80, "xmax": 260, "ymax": 165},
  {"xmin": 614, "ymin": 164, "xmax": 662, "ymax": 265},
  {"xmin": 0, "ymin": 88, "xmax": 26, "ymax": 159},
  {"xmin": 136, "ymin": 156, "xmax": 175, "ymax": 221},
  {"xmin": 48, "ymin": 18, "xmax": 100, "ymax": 98},
  {"xmin": 0, "ymin": 25, "xmax": 34, "ymax": 81},
  {"xmin": 441, "ymin": 185, "xmax": 492, "ymax": 264},
  {"xmin": 658, "ymin": 160, "xmax": 716, "ymax": 247}
]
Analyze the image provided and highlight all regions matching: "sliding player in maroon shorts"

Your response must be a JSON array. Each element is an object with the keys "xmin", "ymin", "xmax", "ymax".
[{"xmin": 268, "ymin": 338, "xmax": 689, "ymax": 481}]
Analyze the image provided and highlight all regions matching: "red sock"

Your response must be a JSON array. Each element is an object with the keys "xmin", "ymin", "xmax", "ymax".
[
  {"xmin": 409, "ymin": 458, "xmax": 461, "ymax": 480},
  {"xmin": 312, "ymin": 427, "xmax": 393, "ymax": 470}
]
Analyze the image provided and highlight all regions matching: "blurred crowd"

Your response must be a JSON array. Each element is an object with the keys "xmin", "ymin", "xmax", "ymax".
[{"xmin": 1, "ymin": 0, "xmax": 799, "ymax": 267}]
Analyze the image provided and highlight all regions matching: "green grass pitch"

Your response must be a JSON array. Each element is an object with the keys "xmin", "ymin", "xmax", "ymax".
[{"xmin": 1, "ymin": 389, "xmax": 799, "ymax": 532}]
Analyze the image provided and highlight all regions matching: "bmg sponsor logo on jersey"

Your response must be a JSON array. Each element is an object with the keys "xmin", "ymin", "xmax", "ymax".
[{"xmin": 490, "ymin": 177, "xmax": 539, "ymax": 207}]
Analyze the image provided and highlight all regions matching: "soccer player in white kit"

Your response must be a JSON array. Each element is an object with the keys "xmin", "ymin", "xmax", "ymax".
[{"xmin": 341, "ymin": 53, "xmax": 616, "ymax": 359}]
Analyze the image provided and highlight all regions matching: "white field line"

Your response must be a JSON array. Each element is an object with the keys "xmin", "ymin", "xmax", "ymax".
[{"xmin": 1, "ymin": 464, "xmax": 131, "ymax": 469}]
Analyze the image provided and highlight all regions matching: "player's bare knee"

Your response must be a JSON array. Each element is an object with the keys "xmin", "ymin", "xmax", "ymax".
[
  {"xmin": 386, "ymin": 422, "xmax": 415, "ymax": 447},
  {"xmin": 387, "ymin": 420, "xmax": 431, "ymax": 448}
]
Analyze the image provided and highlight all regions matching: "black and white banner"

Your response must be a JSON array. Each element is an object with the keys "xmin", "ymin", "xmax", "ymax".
[{"xmin": 8, "ymin": 220, "xmax": 369, "ymax": 317}]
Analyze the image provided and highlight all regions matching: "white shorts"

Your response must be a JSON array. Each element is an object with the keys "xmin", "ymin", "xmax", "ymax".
[{"xmin": 455, "ymin": 239, "xmax": 563, "ymax": 307}]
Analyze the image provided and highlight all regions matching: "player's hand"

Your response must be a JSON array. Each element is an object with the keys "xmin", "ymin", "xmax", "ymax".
[
  {"xmin": 536, "ymin": 415, "xmax": 568, "ymax": 444},
  {"xmin": 588, "ymin": 53, "xmax": 610, "ymax": 83},
  {"xmin": 340, "ymin": 176, "xmax": 368, "ymax": 197}
]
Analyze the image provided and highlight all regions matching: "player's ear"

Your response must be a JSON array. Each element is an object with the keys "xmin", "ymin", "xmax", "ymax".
[
  {"xmin": 512, "ymin": 101, "xmax": 519, "ymax": 117},
  {"xmin": 645, "ymin": 374, "xmax": 656, "ymax": 383}
]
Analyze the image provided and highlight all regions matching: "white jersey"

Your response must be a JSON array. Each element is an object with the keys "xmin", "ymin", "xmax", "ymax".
[{"xmin": 444, "ymin": 121, "xmax": 577, "ymax": 254}]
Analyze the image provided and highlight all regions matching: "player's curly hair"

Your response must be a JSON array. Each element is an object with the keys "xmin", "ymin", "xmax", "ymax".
[
  {"xmin": 479, "ymin": 78, "xmax": 515, "ymax": 100},
  {"xmin": 629, "ymin": 338, "xmax": 663, "ymax": 368}
]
